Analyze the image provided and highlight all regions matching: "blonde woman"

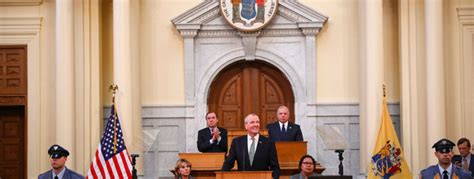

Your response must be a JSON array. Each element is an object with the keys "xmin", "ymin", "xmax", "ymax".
[{"xmin": 174, "ymin": 159, "xmax": 192, "ymax": 179}]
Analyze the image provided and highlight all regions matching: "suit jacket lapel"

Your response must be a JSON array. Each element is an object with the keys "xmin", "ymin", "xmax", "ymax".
[
  {"xmin": 242, "ymin": 137, "xmax": 251, "ymax": 169},
  {"xmin": 46, "ymin": 170, "xmax": 53, "ymax": 179},
  {"xmin": 470, "ymin": 155, "xmax": 474, "ymax": 172},
  {"xmin": 254, "ymin": 137, "xmax": 264, "ymax": 157}
]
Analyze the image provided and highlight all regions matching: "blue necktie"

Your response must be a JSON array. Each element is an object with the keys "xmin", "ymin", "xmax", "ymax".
[
  {"xmin": 282, "ymin": 124, "xmax": 286, "ymax": 133},
  {"xmin": 443, "ymin": 170, "xmax": 448, "ymax": 179}
]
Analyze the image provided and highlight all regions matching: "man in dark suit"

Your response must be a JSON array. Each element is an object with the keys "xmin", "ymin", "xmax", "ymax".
[
  {"xmin": 452, "ymin": 138, "xmax": 474, "ymax": 177},
  {"xmin": 420, "ymin": 138, "xmax": 471, "ymax": 179},
  {"xmin": 38, "ymin": 144, "xmax": 84, "ymax": 179},
  {"xmin": 221, "ymin": 113, "xmax": 280, "ymax": 179},
  {"xmin": 266, "ymin": 105, "xmax": 303, "ymax": 141},
  {"xmin": 197, "ymin": 112, "xmax": 228, "ymax": 153}
]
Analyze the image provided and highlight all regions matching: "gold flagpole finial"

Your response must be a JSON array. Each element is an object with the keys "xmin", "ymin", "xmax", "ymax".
[
  {"xmin": 383, "ymin": 84, "xmax": 386, "ymax": 98},
  {"xmin": 109, "ymin": 84, "xmax": 119, "ymax": 95}
]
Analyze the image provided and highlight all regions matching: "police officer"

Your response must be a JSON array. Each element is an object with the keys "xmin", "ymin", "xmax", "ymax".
[
  {"xmin": 420, "ymin": 138, "xmax": 472, "ymax": 179},
  {"xmin": 38, "ymin": 144, "xmax": 84, "ymax": 179}
]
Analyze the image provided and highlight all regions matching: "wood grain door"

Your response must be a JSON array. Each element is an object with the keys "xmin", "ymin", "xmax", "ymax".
[
  {"xmin": 0, "ymin": 46, "xmax": 27, "ymax": 179},
  {"xmin": 208, "ymin": 61, "xmax": 294, "ymax": 130},
  {"xmin": 0, "ymin": 106, "xmax": 25, "ymax": 179}
]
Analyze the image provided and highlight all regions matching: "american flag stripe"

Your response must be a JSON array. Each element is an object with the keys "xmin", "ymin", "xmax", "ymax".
[
  {"xmin": 87, "ymin": 102, "xmax": 133, "ymax": 179},
  {"xmin": 94, "ymin": 150, "xmax": 106, "ymax": 177},
  {"xmin": 120, "ymin": 152, "xmax": 132, "ymax": 177},
  {"xmin": 108, "ymin": 160, "xmax": 119, "ymax": 178},
  {"xmin": 88, "ymin": 161, "xmax": 98, "ymax": 178},
  {"xmin": 112, "ymin": 156, "xmax": 124, "ymax": 178}
]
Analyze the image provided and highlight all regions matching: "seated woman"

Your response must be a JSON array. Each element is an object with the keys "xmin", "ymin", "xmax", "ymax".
[
  {"xmin": 174, "ymin": 158, "xmax": 192, "ymax": 179},
  {"xmin": 290, "ymin": 155, "xmax": 320, "ymax": 179}
]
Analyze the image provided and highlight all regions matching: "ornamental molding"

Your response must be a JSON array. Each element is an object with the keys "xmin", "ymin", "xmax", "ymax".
[
  {"xmin": 172, "ymin": 0, "xmax": 327, "ymax": 36},
  {"xmin": 0, "ymin": 0, "xmax": 42, "ymax": 6},
  {"xmin": 0, "ymin": 96, "xmax": 25, "ymax": 106},
  {"xmin": 0, "ymin": 17, "xmax": 42, "ymax": 35}
]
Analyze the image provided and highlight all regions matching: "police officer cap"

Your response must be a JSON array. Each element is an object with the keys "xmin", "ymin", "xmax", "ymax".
[
  {"xmin": 432, "ymin": 138, "xmax": 455, "ymax": 153},
  {"xmin": 48, "ymin": 144, "xmax": 69, "ymax": 158}
]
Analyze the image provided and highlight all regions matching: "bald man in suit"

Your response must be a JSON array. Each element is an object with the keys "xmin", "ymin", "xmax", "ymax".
[{"xmin": 266, "ymin": 106, "xmax": 303, "ymax": 142}]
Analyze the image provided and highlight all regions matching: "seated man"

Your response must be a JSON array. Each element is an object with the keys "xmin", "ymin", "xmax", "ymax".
[
  {"xmin": 267, "ymin": 105, "xmax": 303, "ymax": 141},
  {"xmin": 221, "ymin": 113, "xmax": 280, "ymax": 179},
  {"xmin": 197, "ymin": 112, "xmax": 228, "ymax": 153}
]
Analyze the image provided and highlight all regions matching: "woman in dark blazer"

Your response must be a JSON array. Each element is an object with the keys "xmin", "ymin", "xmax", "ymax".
[{"xmin": 290, "ymin": 155, "xmax": 320, "ymax": 179}]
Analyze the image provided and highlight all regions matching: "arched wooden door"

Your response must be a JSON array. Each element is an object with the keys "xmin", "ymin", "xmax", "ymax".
[{"xmin": 208, "ymin": 60, "xmax": 295, "ymax": 130}]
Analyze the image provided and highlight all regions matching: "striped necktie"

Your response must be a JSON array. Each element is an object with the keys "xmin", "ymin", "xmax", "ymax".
[
  {"xmin": 463, "ymin": 157, "xmax": 469, "ymax": 171},
  {"xmin": 249, "ymin": 137, "xmax": 256, "ymax": 166}
]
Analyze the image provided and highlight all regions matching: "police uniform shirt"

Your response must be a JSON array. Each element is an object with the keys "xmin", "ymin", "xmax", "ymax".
[
  {"xmin": 437, "ymin": 163, "xmax": 453, "ymax": 179},
  {"xmin": 51, "ymin": 167, "xmax": 66, "ymax": 179}
]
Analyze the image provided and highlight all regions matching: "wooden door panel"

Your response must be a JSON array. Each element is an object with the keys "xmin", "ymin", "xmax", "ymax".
[
  {"xmin": 0, "ymin": 106, "xmax": 25, "ymax": 179},
  {"xmin": 217, "ymin": 74, "xmax": 243, "ymax": 130},
  {"xmin": 209, "ymin": 61, "xmax": 294, "ymax": 130},
  {"xmin": 259, "ymin": 73, "xmax": 286, "ymax": 125},
  {"xmin": 0, "ymin": 47, "xmax": 27, "ymax": 94},
  {"xmin": 220, "ymin": 110, "xmax": 242, "ymax": 129}
]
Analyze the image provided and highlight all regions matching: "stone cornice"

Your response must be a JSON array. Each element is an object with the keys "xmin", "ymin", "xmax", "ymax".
[
  {"xmin": 458, "ymin": 7, "xmax": 474, "ymax": 22},
  {"xmin": 179, "ymin": 29, "xmax": 198, "ymax": 38},
  {"xmin": 261, "ymin": 29, "xmax": 303, "ymax": 36},
  {"xmin": 0, "ymin": 0, "xmax": 42, "ymax": 6},
  {"xmin": 197, "ymin": 30, "xmax": 238, "ymax": 38},
  {"xmin": 0, "ymin": 17, "xmax": 42, "ymax": 35}
]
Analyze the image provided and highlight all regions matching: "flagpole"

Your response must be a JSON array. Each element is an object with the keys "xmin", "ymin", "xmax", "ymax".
[
  {"xmin": 108, "ymin": 84, "xmax": 139, "ymax": 179},
  {"xmin": 109, "ymin": 85, "xmax": 119, "ymax": 154},
  {"xmin": 383, "ymin": 84, "xmax": 386, "ymax": 98}
]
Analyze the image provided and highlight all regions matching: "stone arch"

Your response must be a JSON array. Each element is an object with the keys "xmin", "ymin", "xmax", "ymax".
[{"xmin": 195, "ymin": 48, "xmax": 306, "ymax": 131}]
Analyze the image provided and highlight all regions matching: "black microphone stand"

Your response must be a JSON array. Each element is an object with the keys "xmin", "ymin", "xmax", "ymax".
[
  {"xmin": 131, "ymin": 154, "xmax": 140, "ymax": 179},
  {"xmin": 335, "ymin": 150, "xmax": 344, "ymax": 176}
]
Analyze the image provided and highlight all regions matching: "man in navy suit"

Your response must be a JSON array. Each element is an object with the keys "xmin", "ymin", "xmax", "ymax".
[
  {"xmin": 420, "ymin": 138, "xmax": 472, "ymax": 179},
  {"xmin": 452, "ymin": 138, "xmax": 474, "ymax": 177},
  {"xmin": 266, "ymin": 106, "xmax": 303, "ymax": 141},
  {"xmin": 197, "ymin": 112, "xmax": 228, "ymax": 153},
  {"xmin": 38, "ymin": 144, "xmax": 84, "ymax": 179},
  {"xmin": 221, "ymin": 113, "xmax": 280, "ymax": 179}
]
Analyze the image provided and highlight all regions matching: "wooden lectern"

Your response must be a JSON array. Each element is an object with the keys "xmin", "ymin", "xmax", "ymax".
[
  {"xmin": 215, "ymin": 171, "xmax": 272, "ymax": 179},
  {"xmin": 275, "ymin": 141, "xmax": 325, "ymax": 175},
  {"xmin": 275, "ymin": 141, "xmax": 307, "ymax": 168}
]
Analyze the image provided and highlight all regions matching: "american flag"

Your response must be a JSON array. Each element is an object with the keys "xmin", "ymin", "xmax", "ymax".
[{"xmin": 87, "ymin": 100, "xmax": 133, "ymax": 178}]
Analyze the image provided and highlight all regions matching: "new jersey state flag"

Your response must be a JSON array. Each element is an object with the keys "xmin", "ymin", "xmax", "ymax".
[{"xmin": 368, "ymin": 95, "xmax": 412, "ymax": 179}]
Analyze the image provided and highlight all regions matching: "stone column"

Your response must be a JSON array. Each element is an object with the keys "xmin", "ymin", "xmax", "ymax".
[
  {"xmin": 359, "ymin": 0, "xmax": 384, "ymax": 173},
  {"xmin": 113, "ymin": 0, "xmax": 138, "ymax": 161},
  {"xmin": 425, "ymin": 0, "xmax": 445, "ymax": 164},
  {"xmin": 56, "ymin": 0, "xmax": 76, "ymax": 169},
  {"xmin": 399, "ymin": 0, "xmax": 424, "ymax": 174}
]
